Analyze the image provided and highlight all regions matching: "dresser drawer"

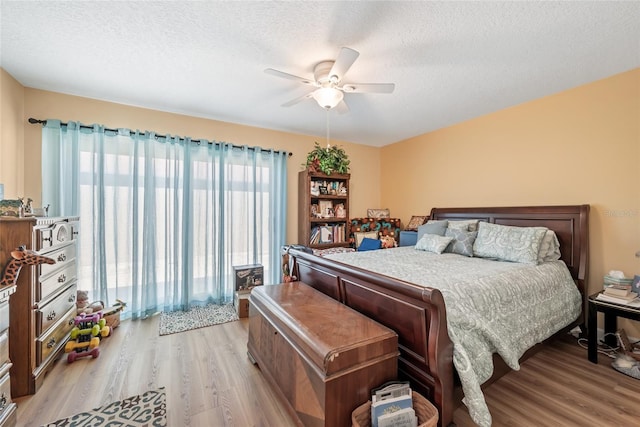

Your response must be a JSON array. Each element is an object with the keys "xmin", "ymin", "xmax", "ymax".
[
  {"xmin": 34, "ymin": 220, "xmax": 78, "ymax": 252},
  {"xmin": 39, "ymin": 243, "xmax": 76, "ymax": 279},
  {"xmin": 37, "ymin": 263, "xmax": 77, "ymax": 302},
  {"xmin": 0, "ymin": 367, "xmax": 12, "ymax": 419},
  {"xmin": 37, "ymin": 284, "xmax": 77, "ymax": 337},
  {"xmin": 0, "ymin": 304, "xmax": 7, "ymax": 335},
  {"xmin": 0, "ymin": 332, "xmax": 7, "ymax": 366},
  {"xmin": 36, "ymin": 307, "xmax": 75, "ymax": 366}
]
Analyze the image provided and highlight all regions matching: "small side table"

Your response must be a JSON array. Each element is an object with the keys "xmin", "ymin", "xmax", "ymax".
[{"xmin": 588, "ymin": 292, "xmax": 640, "ymax": 363}]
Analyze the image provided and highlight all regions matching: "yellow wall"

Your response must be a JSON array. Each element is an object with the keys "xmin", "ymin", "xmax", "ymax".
[
  {"xmin": 0, "ymin": 73, "xmax": 381, "ymax": 244},
  {"xmin": 0, "ymin": 68, "xmax": 25, "ymax": 198},
  {"xmin": 381, "ymin": 68, "xmax": 640, "ymax": 334}
]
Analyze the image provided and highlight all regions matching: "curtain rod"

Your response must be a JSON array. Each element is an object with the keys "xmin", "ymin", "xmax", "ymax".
[{"xmin": 28, "ymin": 118, "xmax": 292, "ymax": 157}]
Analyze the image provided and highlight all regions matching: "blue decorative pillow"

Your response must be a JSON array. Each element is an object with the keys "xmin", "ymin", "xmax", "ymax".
[{"xmin": 357, "ymin": 237, "xmax": 382, "ymax": 251}]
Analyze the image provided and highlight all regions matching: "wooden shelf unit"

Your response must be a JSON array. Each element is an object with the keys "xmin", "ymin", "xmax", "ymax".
[{"xmin": 298, "ymin": 170, "xmax": 350, "ymax": 249}]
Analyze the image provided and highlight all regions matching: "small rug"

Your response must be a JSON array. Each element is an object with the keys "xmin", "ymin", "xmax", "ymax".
[
  {"xmin": 159, "ymin": 303, "xmax": 238, "ymax": 336},
  {"xmin": 43, "ymin": 388, "xmax": 166, "ymax": 427}
]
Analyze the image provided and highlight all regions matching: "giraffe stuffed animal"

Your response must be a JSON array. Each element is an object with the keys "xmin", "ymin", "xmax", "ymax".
[{"xmin": 0, "ymin": 246, "xmax": 55, "ymax": 288}]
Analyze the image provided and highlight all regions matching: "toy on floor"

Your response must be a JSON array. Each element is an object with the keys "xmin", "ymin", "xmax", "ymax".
[
  {"xmin": 98, "ymin": 299, "xmax": 126, "ymax": 329},
  {"xmin": 64, "ymin": 312, "xmax": 110, "ymax": 363}
]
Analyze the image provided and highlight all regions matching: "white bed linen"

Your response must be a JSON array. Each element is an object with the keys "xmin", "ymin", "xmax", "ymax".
[{"xmin": 324, "ymin": 246, "xmax": 582, "ymax": 427}]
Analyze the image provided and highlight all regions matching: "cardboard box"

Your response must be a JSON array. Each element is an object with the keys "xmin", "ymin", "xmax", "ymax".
[
  {"xmin": 234, "ymin": 291, "xmax": 250, "ymax": 318},
  {"xmin": 233, "ymin": 264, "xmax": 263, "ymax": 292}
]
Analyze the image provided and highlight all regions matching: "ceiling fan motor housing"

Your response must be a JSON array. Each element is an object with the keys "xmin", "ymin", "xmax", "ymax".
[{"xmin": 314, "ymin": 61, "xmax": 338, "ymax": 84}]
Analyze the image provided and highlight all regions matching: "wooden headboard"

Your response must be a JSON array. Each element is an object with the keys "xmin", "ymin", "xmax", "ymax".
[{"xmin": 430, "ymin": 205, "xmax": 590, "ymax": 297}]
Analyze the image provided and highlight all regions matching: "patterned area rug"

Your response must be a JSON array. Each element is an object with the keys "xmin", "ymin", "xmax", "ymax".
[
  {"xmin": 158, "ymin": 303, "xmax": 238, "ymax": 336},
  {"xmin": 43, "ymin": 388, "xmax": 166, "ymax": 427}
]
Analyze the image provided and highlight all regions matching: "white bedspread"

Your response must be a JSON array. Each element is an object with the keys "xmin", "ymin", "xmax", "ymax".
[{"xmin": 324, "ymin": 246, "xmax": 581, "ymax": 427}]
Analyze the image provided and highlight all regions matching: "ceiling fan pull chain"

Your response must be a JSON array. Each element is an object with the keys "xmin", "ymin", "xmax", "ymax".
[{"xmin": 326, "ymin": 109, "xmax": 330, "ymax": 148}]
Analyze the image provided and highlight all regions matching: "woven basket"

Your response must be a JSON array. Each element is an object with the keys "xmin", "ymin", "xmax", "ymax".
[{"xmin": 351, "ymin": 391, "xmax": 438, "ymax": 427}]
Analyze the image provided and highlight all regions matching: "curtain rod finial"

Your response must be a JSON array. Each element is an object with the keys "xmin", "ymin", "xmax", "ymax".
[{"xmin": 28, "ymin": 118, "xmax": 45, "ymax": 125}]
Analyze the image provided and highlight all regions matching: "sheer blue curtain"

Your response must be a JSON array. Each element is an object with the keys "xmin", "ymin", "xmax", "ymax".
[{"xmin": 42, "ymin": 120, "xmax": 288, "ymax": 318}]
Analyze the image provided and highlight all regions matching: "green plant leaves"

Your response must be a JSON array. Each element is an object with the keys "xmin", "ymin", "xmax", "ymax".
[{"xmin": 304, "ymin": 142, "xmax": 350, "ymax": 175}]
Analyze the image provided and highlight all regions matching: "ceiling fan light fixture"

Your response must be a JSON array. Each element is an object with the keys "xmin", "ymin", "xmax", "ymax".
[{"xmin": 312, "ymin": 87, "xmax": 344, "ymax": 109}]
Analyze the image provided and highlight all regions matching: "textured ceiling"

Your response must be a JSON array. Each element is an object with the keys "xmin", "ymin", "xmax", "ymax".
[{"xmin": 1, "ymin": 1, "xmax": 639, "ymax": 147}]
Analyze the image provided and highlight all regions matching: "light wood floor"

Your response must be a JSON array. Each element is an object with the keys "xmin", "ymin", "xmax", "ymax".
[{"xmin": 15, "ymin": 316, "xmax": 640, "ymax": 426}]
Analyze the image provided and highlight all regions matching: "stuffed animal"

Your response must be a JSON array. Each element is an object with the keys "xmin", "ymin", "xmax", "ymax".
[
  {"xmin": 76, "ymin": 290, "xmax": 104, "ymax": 314},
  {"xmin": 76, "ymin": 290, "xmax": 90, "ymax": 314},
  {"xmin": 380, "ymin": 235, "xmax": 397, "ymax": 249}
]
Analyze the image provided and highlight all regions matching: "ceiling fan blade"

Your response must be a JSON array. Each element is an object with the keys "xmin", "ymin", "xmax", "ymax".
[
  {"xmin": 281, "ymin": 91, "xmax": 315, "ymax": 107},
  {"xmin": 341, "ymin": 83, "xmax": 395, "ymax": 94},
  {"xmin": 335, "ymin": 100, "xmax": 350, "ymax": 115},
  {"xmin": 264, "ymin": 68, "xmax": 315, "ymax": 85},
  {"xmin": 329, "ymin": 47, "xmax": 360, "ymax": 83}
]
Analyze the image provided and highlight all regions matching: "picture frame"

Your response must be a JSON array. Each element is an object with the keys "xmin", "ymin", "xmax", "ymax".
[
  {"xmin": 318, "ymin": 200, "xmax": 333, "ymax": 217},
  {"xmin": 632, "ymin": 275, "xmax": 640, "ymax": 295},
  {"xmin": 319, "ymin": 186, "xmax": 328, "ymax": 195}
]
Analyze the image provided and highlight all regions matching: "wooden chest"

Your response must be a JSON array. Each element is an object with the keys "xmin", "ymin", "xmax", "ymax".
[{"xmin": 247, "ymin": 282, "xmax": 398, "ymax": 427}]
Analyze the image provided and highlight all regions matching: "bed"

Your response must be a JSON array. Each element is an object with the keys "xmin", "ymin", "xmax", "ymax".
[{"xmin": 287, "ymin": 205, "xmax": 589, "ymax": 427}]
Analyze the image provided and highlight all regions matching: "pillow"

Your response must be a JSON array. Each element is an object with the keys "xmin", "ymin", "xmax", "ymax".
[
  {"xmin": 538, "ymin": 230, "xmax": 561, "ymax": 263},
  {"xmin": 358, "ymin": 237, "xmax": 382, "ymax": 251},
  {"xmin": 415, "ymin": 234, "xmax": 454, "ymax": 254},
  {"xmin": 447, "ymin": 219, "xmax": 480, "ymax": 232},
  {"xmin": 444, "ymin": 228, "xmax": 478, "ymax": 257},
  {"xmin": 473, "ymin": 222, "xmax": 548, "ymax": 264},
  {"xmin": 367, "ymin": 208, "xmax": 390, "ymax": 219},
  {"xmin": 354, "ymin": 231, "xmax": 379, "ymax": 249},
  {"xmin": 405, "ymin": 215, "xmax": 429, "ymax": 231},
  {"xmin": 417, "ymin": 220, "xmax": 448, "ymax": 241}
]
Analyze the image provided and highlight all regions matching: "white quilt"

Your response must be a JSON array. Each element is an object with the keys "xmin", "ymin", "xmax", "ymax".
[{"xmin": 324, "ymin": 246, "xmax": 581, "ymax": 427}]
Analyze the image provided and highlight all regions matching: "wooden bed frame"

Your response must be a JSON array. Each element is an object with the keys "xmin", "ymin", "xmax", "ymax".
[{"xmin": 288, "ymin": 205, "xmax": 589, "ymax": 427}]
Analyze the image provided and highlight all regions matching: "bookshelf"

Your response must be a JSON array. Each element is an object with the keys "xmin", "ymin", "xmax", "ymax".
[{"xmin": 298, "ymin": 170, "xmax": 350, "ymax": 249}]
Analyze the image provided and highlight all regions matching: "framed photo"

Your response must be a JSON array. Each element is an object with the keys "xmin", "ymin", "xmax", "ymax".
[
  {"xmin": 318, "ymin": 200, "xmax": 333, "ymax": 217},
  {"xmin": 319, "ymin": 186, "xmax": 328, "ymax": 195}
]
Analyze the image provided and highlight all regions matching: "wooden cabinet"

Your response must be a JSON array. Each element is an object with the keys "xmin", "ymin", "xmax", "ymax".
[
  {"xmin": 0, "ymin": 285, "xmax": 17, "ymax": 427},
  {"xmin": 0, "ymin": 217, "xmax": 79, "ymax": 398},
  {"xmin": 298, "ymin": 170, "xmax": 350, "ymax": 249},
  {"xmin": 248, "ymin": 282, "xmax": 398, "ymax": 427}
]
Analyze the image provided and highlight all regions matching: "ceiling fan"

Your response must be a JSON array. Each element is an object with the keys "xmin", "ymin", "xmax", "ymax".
[{"xmin": 264, "ymin": 47, "xmax": 395, "ymax": 113}]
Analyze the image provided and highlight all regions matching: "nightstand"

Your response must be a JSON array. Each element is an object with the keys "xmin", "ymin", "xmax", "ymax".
[{"xmin": 588, "ymin": 292, "xmax": 640, "ymax": 363}]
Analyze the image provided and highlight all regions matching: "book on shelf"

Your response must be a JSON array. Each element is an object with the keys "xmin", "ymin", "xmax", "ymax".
[
  {"xmin": 596, "ymin": 292, "xmax": 640, "ymax": 307},
  {"xmin": 319, "ymin": 226, "xmax": 333, "ymax": 244}
]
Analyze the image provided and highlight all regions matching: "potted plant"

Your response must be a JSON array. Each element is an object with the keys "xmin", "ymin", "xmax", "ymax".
[{"xmin": 304, "ymin": 142, "xmax": 350, "ymax": 175}]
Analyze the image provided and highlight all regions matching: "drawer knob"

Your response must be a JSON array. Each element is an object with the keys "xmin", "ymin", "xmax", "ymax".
[
  {"xmin": 0, "ymin": 393, "xmax": 5, "ymax": 411},
  {"xmin": 57, "ymin": 253, "xmax": 67, "ymax": 262},
  {"xmin": 68, "ymin": 294, "xmax": 76, "ymax": 303},
  {"xmin": 47, "ymin": 311, "xmax": 57, "ymax": 321},
  {"xmin": 47, "ymin": 338, "xmax": 56, "ymax": 348},
  {"xmin": 58, "ymin": 274, "xmax": 67, "ymax": 283}
]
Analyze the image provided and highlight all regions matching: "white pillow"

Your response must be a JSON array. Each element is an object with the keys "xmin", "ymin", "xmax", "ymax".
[
  {"xmin": 473, "ymin": 222, "xmax": 547, "ymax": 264},
  {"xmin": 354, "ymin": 231, "xmax": 378, "ymax": 249},
  {"xmin": 415, "ymin": 234, "xmax": 454, "ymax": 254}
]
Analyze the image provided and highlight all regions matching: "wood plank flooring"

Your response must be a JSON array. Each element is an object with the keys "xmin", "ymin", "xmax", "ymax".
[{"xmin": 15, "ymin": 316, "xmax": 640, "ymax": 426}]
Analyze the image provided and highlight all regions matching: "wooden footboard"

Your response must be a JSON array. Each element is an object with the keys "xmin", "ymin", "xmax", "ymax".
[{"xmin": 289, "ymin": 248, "xmax": 455, "ymax": 427}]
